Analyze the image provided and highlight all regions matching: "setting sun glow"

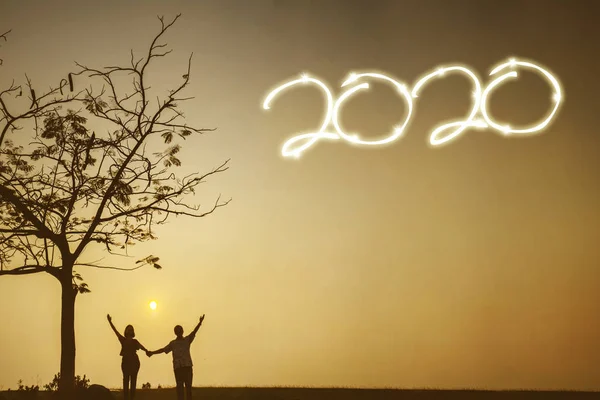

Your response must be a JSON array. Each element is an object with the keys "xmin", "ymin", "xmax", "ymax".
[{"xmin": 149, "ymin": 301, "xmax": 157, "ymax": 310}]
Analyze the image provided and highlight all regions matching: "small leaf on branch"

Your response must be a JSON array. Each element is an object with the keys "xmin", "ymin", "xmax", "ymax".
[
  {"xmin": 179, "ymin": 128, "xmax": 192, "ymax": 138},
  {"xmin": 30, "ymin": 88, "xmax": 36, "ymax": 109},
  {"xmin": 161, "ymin": 132, "xmax": 173, "ymax": 144}
]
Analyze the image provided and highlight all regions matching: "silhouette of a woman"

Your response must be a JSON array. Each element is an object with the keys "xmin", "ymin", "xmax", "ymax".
[{"xmin": 107, "ymin": 314, "xmax": 149, "ymax": 400}]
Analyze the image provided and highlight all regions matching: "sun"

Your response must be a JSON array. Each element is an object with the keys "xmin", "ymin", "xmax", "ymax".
[{"xmin": 149, "ymin": 301, "xmax": 157, "ymax": 310}]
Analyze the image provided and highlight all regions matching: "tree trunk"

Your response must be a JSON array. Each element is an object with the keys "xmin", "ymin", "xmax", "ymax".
[{"xmin": 58, "ymin": 277, "xmax": 77, "ymax": 400}]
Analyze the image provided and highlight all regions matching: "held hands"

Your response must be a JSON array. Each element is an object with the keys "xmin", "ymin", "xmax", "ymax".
[{"xmin": 145, "ymin": 350, "xmax": 153, "ymax": 358}]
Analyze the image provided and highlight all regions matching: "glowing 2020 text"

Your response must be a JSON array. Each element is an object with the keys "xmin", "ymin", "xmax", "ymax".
[{"xmin": 262, "ymin": 58, "xmax": 563, "ymax": 158}]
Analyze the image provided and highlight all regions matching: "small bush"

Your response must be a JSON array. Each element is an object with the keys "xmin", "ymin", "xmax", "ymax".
[
  {"xmin": 141, "ymin": 382, "xmax": 151, "ymax": 390},
  {"xmin": 15, "ymin": 380, "xmax": 39, "ymax": 399},
  {"xmin": 43, "ymin": 373, "xmax": 90, "ymax": 393}
]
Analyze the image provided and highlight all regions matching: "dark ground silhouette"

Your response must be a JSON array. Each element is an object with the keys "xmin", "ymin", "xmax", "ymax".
[{"xmin": 2, "ymin": 387, "xmax": 600, "ymax": 400}]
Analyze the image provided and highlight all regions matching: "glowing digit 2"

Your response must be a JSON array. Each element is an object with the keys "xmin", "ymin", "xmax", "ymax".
[
  {"xmin": 411, "ymin": 66, "xmax": 488, "ymax": 146},
  {"xmin": 262, "ymin": 74, "xmax": 340, "ymax": 158}
]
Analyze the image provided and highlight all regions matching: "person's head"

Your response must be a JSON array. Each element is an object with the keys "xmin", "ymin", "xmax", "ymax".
[
  {"xmin": 124, "ymin": 325, "xmax": 135, "ymax": 339},
  {"xmin": 174, "ymin": 325, "xmax": 184, "ymax": 338}
]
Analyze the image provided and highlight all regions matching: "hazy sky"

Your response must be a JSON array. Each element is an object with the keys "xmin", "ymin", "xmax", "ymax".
[{"xmin": 1, "ymin": 0, "xmax": 599, "ymax": 391}]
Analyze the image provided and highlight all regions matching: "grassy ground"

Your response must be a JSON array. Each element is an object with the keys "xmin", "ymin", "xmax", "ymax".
[{"xmin": 2, "ymin": 387, "xmax": 600, "ymax": 400}]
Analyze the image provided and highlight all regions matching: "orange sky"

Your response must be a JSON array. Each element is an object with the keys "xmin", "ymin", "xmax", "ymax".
[{"xmin": 0, "ymin": 0, "xmax": 599, "ymax": 391}]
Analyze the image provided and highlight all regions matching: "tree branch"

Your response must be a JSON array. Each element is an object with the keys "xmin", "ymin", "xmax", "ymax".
[
  {"xmin": 0, "ymin": 29, "xmax": 10, "ymax": 66},
  {"xmin": 0, "ymin": 185, "xmax": 57, "ymax": 240},
  {"xmin": 0, "ymin": 264, "xmax": 59, "ymax": 277},
  {"xmin": 74, "ymin": 262, "xmax": 144, "ymax": 272}
]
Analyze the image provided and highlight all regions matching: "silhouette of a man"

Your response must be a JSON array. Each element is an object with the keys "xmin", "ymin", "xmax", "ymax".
[{"xmin": 148, "ymin": 315, "xmax": 204, "ymax": 400}]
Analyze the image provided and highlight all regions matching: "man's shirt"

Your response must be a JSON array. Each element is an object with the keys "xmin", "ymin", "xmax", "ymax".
[{"xmin": 164, "ymin": 333, "xmax": 196, "ymax": 369}]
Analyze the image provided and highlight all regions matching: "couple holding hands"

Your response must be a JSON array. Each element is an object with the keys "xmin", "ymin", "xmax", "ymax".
[{"xmin": 107, "ymin": 313, "xmax": 205, "ymax": 400}]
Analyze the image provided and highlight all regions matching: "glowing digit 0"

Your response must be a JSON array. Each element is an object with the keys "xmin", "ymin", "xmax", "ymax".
[
  {"xmin": 480, "ymin": 58, "xmax": 563, "ymax": 135},
  {"xmin": 263, "ymin": 74, "xmax": 340, "ymax": 158},
  {"xmin": 331, "ymin": 72, "xmax": 414, "ymax": 146},
  {"xmin": 411, "ymin": 66, "xmax": 488, "ymax": 146}
]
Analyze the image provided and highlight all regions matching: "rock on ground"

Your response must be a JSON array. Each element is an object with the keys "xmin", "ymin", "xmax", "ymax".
[{"xmin": 79, "ymin": 384, "xmax": 114, "ymax": 400}]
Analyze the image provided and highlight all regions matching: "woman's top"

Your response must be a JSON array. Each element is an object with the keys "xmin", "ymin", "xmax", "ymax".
[{"xmin": 119, "ymin": 336, "xmax": 141, "ymax": 359}]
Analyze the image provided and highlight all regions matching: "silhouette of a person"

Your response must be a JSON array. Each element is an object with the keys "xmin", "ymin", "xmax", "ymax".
[
  {"xmin": 107, "ymin": 314, "xmax": 150, "ymax": 400},
  {"xmin": 148, "ymin": 315, "xmax": 205, "ymax": 400}
]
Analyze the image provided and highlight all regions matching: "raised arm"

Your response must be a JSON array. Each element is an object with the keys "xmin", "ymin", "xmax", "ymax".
[
  {"xmin": 107, "ymin": 314, "xmax": 124, "ymax": 341},
  {"xmin": 189, "ymin": 315, "xmax": 205, "ymax": 340}
]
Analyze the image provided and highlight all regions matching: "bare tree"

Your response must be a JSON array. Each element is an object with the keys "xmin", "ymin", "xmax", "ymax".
[{"xmin": 0, "ymin": 15, "xmax": 230, "ymax": 399}]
